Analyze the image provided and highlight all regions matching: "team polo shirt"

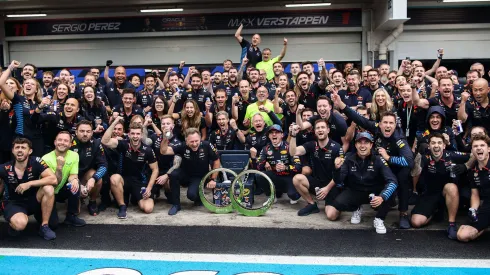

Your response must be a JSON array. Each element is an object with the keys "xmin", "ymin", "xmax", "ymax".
[
  {"xmin": 470, "ymin": 160, "xmax": 490, "ymax": 200},
  {"xmin": 240, "ymin": 39, "xmax": 262, "ymax": 67},
  {"xmin": 0, "ymin": 157, "xmax": 49, "ymax": 201},
  {"xmin": 42, "ymin": 150, "xmax": 79, "ymax": 194},
  {"xmin": 256, "ymin": 56, "xmax": 281, "ymax": 81},
  {"xmin": 116, "ymin": 140, "xmax": 157, "ymax": 183},
  {"xmin": 302, "ymin": 140, "xmax": 343, "ymax": 182},
  {"xmin": 171, "ymin": 141, "xmax": 219, "ymax": 178},
  {"xmin": 105, "ymin": 81, "xmax": 135, "ymax": 107},
  {"xmin": 465, "ymin": 100, "xmax": 490, "ymax": 132},
  {"xmin": 338, "ymin": 89, "xmax": 372, "ymax": 108},
  {"xmin": 428, "ymin": 94, "xmax": 461, "ymax": 127}
]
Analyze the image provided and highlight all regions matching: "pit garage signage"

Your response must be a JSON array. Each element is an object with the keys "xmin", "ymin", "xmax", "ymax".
[{"xmin": 5, "ymin": 9, "xmax": 361, "ymax": 36}]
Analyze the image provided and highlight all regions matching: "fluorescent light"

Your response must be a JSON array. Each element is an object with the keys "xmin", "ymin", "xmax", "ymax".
[
  {"xmin": 443, "ymin": 0, "xmax": 490, "ymax": 2},
  {"xmin": 140, "ymin": 8, "xmax": 183, "ymax": 13},
  {"xmin": 286, "ymin": 3, "xmax": 331, "ymax": 7},
  {"xmin": 6, "ymin": 14, "xmax": 47, "ymax": 18}
]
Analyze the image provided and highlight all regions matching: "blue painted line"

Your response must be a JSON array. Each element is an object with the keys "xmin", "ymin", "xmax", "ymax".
[{"xmin": 0, "ymin": 256, "xmax": 488, "ymax": 275}]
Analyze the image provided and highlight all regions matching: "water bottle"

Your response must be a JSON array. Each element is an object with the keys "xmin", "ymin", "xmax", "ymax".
[
  {"xmin": 369, "ymin": 193, "xmax": 375, "ymax": 201},
  {"xmin": 53, "ymin": 100, "xmax": 58, "ymax": 112},
  {"xmin": 469, "ymin": 208, "xmax": 478, "ymax": 222},
  {"xmin": 66, "ymin": 182, "xmax": 77, "ymax": 195},
  {"xmin": 95, "ymin": 116, "xmax": 102, "ymax": 127},
  {"xmin": 456, "ymin": 120, "xmax": 464, "ymax": 134},
  {"xmin": 450, "ymin": 163, "xmax": 456, "ymax": 178}
]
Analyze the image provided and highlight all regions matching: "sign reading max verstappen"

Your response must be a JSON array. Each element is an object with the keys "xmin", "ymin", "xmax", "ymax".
[{"xmin": 5, "ymin": 9, "xmax": 361, "ymax": 37}]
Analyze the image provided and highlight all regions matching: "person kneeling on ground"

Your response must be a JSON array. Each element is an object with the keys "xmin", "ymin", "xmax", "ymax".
[
  {"xmin": 410, "ymin": 133, "xmax": 469, "ymax": 240},
  {"xmin": 325, "ymin": 132, "xmax": 398, "ymax": 234},
  {"xmin": 457, "ymin": 134, "xmax": 490, "ymax": 242},
  {"xmin": 1, "ymin": 138, "xmax": 58, "ymax": 240},
  {"xmin": 289, "ymin": 118, "xmax": 344, "ymax": 216}
]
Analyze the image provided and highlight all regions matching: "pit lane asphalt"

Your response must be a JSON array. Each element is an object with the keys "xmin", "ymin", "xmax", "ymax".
[{"xmin": 1, "ymin": 223, "xmax": 488, "ymax": 259}]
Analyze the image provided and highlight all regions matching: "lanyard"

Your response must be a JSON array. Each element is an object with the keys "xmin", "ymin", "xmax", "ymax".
[{"xmin": 406, "ymin": 104, "xmax": 413, "ymax": 137}]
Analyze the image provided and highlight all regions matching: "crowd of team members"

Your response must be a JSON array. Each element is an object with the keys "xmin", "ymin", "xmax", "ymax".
[{"xmin": 0, "ymin": 27, "xmax": 489, "ymax": 243}]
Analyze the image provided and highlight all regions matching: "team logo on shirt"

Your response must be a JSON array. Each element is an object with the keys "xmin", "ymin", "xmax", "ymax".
[
  {"xmin": 396, "ymin": 140, "xmax": 405, "ymax": 148},
  {"xmin": 351, "ymin": 166, "xmax": 357, "ymax": 172}
]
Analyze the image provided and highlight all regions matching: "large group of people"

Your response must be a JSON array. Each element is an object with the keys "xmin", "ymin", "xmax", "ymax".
[{"xmin": 1, "ymin": 24, "xmax": 489, "ymax": 243}]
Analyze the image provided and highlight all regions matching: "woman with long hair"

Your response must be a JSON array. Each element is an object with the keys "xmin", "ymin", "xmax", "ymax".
[
  {"xmin": 275, "ymin": 73, "xmax": 290, "ymax": 100},
  {"xmin": 79, "ymin": 86, "xmax": 109, "ymax": 134},
  {"xmin": 50, "ymin": 83, "xmax": 70, "ymax": 112},
  {"xmin": 6, "ymin": 77, "xmax": 22, "ymax": 95},
  {"xmin": 370, "ymin": 88, "xmax": 394, "ymax": 122},
  {"xmin": 177, "ymin": 99, "xmax": 206, "ymax": 140},
  {"xmin": 149, "ymin": 95, "xmax": 169, "ymax": 132},
  {"xmin": 0, "ymin": 61, "xmax": 44, "ymax": 156}
]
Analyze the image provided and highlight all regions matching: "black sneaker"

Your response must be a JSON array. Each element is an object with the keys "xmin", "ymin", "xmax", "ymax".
[
  {"xmin": 168, "ymin": 205, "xmax": 181, "ymax": 216},
  {"xmin": 64, "ymin": 214, "xmax": 87, "ymax": 227},
  {"xmin": 298, "ymin": 203, "xmax": 320, "ymax": 216},
  {"xmin": 399, "ymin": 214, "xmax": 411, "ymax": 229},
  {"xmin": 87, "ymin": 201, "xmax": 98, "ymax": 216},
  {"xmin": 117, "ymin": 205, "xmax": 127, "ymax": 219},
  {"xmin": 193, "ymin": 200, "xmax": 203, "ymax": 207},
  {"xmin": 447, "ymin": 223, "xmax": 457, "ymax": 240},
  {"xmin": 38, "ymin": 225, "xmax": 56, "ymax": 240},
  {"xmin": 8, "ymin": 225, "xmax": 21, "ymax": 237}
]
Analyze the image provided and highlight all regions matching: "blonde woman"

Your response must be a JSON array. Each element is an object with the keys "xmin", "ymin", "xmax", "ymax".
[{"xmin": 370, "ymin": 88, "xmax": 394, "ymax": 122}]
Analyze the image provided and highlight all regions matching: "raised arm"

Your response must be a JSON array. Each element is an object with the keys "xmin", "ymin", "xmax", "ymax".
[
  {"xmin": 458, "ymin": 92, "xmax": 470, "ymax": 123},
  {"xmin": 425, "ymin": 48, "xmax": 443, "ymax": 76},
  {"xmin": 104, "ymin": 60, "xmax": 113, "ymax": 84},
  {"xmin": 229, "ymin": 119, "xmax": 246, "ymax": 144},
  {"xmin": 288, "ymin": 126, "xmax": 306, "ymax": 156},
  {"xmin": 237, "ymin": 57, "xmax": 248, "ymax": 82},
  {"xmin": 278, "ymin": 38, "xmax": 288, "ymax": 61},
  {"xmin": 101, "ymin": 116, "xmax": 123, "ymax": 149},
  {"xmin": 273, "ymin": 88, "xmax": 284, "ymax": 114},
  {"xmin": 331, "ymin": 93, "xmax": 377, "ymax": 133},
  {"xmin": 235, "ymin": 23, "xmax": 244, "ymax": 43},
  {"xmin": 0, "ymin": 60, "xmax": 21, "ymax": 100},
  {"xmin": 411, "ymin": 78, "xmax": 430, "ymax": 109}
]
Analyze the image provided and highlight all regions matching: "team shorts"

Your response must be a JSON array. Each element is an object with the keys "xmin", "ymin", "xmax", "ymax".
[
  {"xmin": 469, "ymin": 202, "xmax": 490, "ymax": 232},
  {"xmin": 3, "ymin": 196, "xmax": 40, "ymax": 222},
  {"xmin": 411, "ymin": 193, "xmax": 445, "ymax": 218},
  {"xmin": 123, "ymin": 177, "xmax": 155, "ymax": 202}
]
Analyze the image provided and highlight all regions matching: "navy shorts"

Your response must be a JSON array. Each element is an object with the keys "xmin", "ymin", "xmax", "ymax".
[
  {"xmin": 123, "ymin": 177, "xmax": 154, "ymax": 202},
  {"xmin": 3, "ymin": 196, "xmax": 40, "ymax": 222}
]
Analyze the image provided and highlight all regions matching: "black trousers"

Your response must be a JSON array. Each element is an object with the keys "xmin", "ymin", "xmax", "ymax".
[{"xmin": 255, "ymin": 170, "xmax": 300, "ymax": 200}]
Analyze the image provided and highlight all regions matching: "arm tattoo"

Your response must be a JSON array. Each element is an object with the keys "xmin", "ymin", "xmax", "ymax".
[
  {"xmin": 55, "ymin": 168, "xmax": 63, "ymax": 185},
  {"xmin": 167, "ymin": 155, "xmax": 182, "ymax": 175}
]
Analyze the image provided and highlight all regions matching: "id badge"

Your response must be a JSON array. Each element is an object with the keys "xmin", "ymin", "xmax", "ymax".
[{"xmin": 406, "ymin": 128, "xmax": 410, "ymax": 137}]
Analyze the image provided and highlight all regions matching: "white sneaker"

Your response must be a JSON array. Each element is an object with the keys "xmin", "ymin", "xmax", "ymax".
[
  {"xmin": 262, "ymin": 197, "xmax": 278, "ymax": 207},
  {"xmin": 290, "ymin": 198, "xmax": 299, "ymax": 205},
  {"xmin": 374, "ymin": 218, "xmax": 387, "ymax": 234},
  {"xmin": 350, "ymin": 207, "xmax": 362, "ymax": 224}
]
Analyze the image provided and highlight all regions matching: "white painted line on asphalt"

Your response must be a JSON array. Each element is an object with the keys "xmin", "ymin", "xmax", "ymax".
[{"xmin": 2, "ymin": 248, "xmax": 489, "ymax": 268}]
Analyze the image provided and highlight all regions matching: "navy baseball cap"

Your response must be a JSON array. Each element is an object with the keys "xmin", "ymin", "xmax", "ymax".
[
  {"xmin": 355, "ymin": 132, "xmax": 374, "ymax": 142},
  {"xmin": 267, "ymin": 124, "xmax": 283, "ymax": 133}
]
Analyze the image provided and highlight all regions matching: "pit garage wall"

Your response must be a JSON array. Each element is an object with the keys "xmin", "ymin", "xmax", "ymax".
[
  {"xmin": 4, "ymin": 9, "xmax": 364, "ymax": 67},
  {"xmin": 390, "ymin": 7, "xmax": 490, "ymax": 63},
  {"xmin": 7, "ymin": 32, "xmax": 362, "ymax": 67}
]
